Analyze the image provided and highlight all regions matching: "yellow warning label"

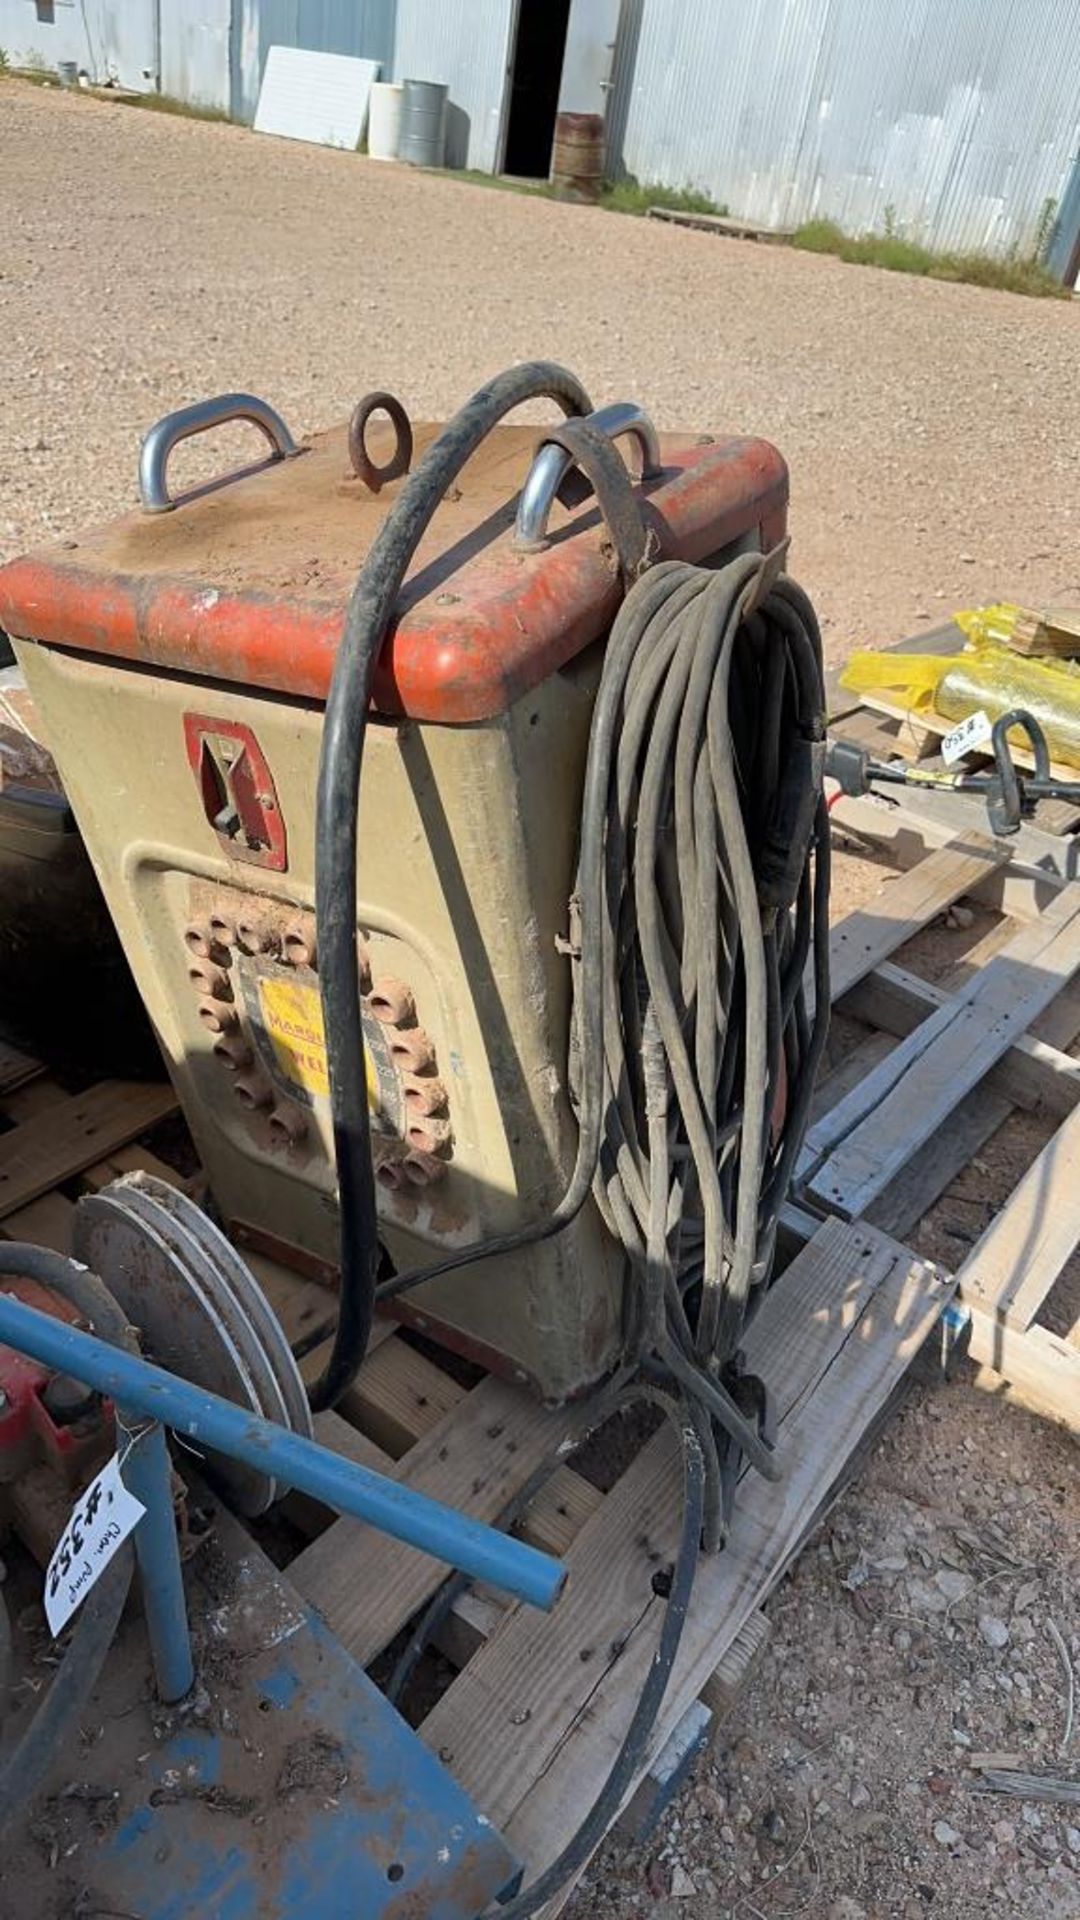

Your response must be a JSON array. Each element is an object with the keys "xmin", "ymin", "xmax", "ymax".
[
  {"xmin": 257, "ymin": 976, "xmax": 383, "ymax": 1108},
  {"xmin": 258, "ymin": 976, "xmax": 331, "ymax": 1097}
]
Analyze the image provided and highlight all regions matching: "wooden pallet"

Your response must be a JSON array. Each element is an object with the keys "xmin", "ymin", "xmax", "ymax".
[
  {"xmin": 0, "ymin": 1051, "xmax": 947, "ymax": 1911},
  {"xmin": 801, "ymin": 765, "xmax": 1080, "ymax": 1436}
]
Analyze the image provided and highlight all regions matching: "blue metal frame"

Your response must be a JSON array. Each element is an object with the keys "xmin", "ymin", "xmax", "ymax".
[
  {"xmin": 116, "ymin": 1410, "xmax": 195, "ymax": 1702},
  {"xmin": 0, "ymin": 1290, "xmax": 565, "ymax": 1613}
]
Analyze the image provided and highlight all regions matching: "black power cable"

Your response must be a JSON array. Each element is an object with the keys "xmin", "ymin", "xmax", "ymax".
[{"xmin": 310, "ymin": 362, "xmax": 594, "ymax": 1413}]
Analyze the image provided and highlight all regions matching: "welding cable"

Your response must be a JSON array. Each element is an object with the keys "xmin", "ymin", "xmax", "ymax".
[
  {"xmin": 0, "ymin": 1246, "xmax": 138, "ymax": 1833},
  {"xmin": 373, "ymin": 551, "xmax": 830, "ymax": 1534},
  {"xmin": 313, "ymin": 361, "xmax": 595, "ymax": 1413}
]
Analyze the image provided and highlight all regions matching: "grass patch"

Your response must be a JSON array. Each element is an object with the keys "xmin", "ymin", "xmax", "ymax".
[
  {"xmin": 428, "ymin": 166, "xmax": 728, "ymax": 222},
  {"xmin": 115, "ymin": 90, "xmax": 232, "ymax": 122},
  {"xmin": 0, "ymin": 64, "xmax": 230, "ymax": 118},
  {"xmin": 599, "ymin": 179, "xmax": 728, "ymax": 218},
  {"xmin": 792, "ymin": 217, "xmax": 1067, "ymax": 299}
]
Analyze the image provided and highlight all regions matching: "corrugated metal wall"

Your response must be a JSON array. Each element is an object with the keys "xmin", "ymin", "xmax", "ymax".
[
  {"xmin": 0, "ymin": 0, "xmax": 157, "ymax": 91},
  {"xmin": 161, "ymin": 0, "xmax": 231, "ymax": 111},
  {"xmin": 609, "ymin": 0, "xmax": 1080, "ymax": 256},
  {"xmin": 6, "ymin": 0, "xmax": 1078, "ymax": 262},
  {"xmin": 233, "ymin": 0, "xmax": 396, "ymax": 121},
  {"xmin": 231, "ymin": 0, "xmax": 513, "ymax": 169},
  {"xmin": 390, "ymin": 0, "xmax": 515, "ymax": 173}
]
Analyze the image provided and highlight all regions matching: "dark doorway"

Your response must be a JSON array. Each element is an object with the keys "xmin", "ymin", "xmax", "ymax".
[{"xmin": 503, "ymin": 0, "xmax": 572, "ymax": 178}]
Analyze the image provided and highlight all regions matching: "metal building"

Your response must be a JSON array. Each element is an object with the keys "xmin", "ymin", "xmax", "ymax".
[{"xmin": 2, "ymin": 0, "xmax": 1078, "ymax": 274}]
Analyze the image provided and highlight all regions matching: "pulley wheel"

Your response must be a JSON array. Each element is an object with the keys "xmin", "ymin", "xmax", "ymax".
[{"xmin": 73, "ymin": 1175, "xmax": 312, "ymax": 1516}]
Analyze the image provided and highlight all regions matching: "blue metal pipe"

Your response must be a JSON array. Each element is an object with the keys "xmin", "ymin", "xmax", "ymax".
[
  {"xmin": 116, "ymin": 1412, "xmax": 195, "ymax": 1703},
  {"xmin": 0, "ymin": 1292, "xmax": 566, "ymax": 1612}
]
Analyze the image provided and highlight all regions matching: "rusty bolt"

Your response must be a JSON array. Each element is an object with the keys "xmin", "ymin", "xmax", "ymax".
[
  {"xmin": 405, "ymin": 1115, "xmax": 452, "ymax": 1156},
  {"xmin": 198, "ymin": 999, "xmax": 238, "ymax": 1035},
  {"xmin": 283, "ymin": 913, "xmax": 318, "ymax": 970},
  {"xmin": 208, "ymin": 910, "xmax": 238, "ymax": 947},
  {"xmin": 235, "ymin": 910, "xmax": 280, "ymax": 957},
  {"xmin": 376, "ymin": 1161, "xmax": 406, "ymax": 1192},
  {"xmin": 268, "ymin": 1104, "xmax": 309, "ymax": 1147},
  {"xmin": 401, "ymin": 1152, "xmax": 445, "ymax": 1186},
  {"xmin": 388, "ymin": 1028, "xmax": 436, "ymax": 1075},
  {"xmin": 184, "ymin": 921, "xmax": 229, "ymax": 963},
  {"xmin": 213, "ymin": 1034, "xmax": 254, "ymax": 1072},
  {"xmin": 368, "ymin": 978, "xmax": 416, "ymax": 1026},
  {"xmin": 187, "ymin": 960, "xmax": 233, "ymax": 1001},
  {"xmin": 232, "ymin": 1070, "xmax": 274, "ymax": 1111},
  {"xmin": 401, "ymin": 1074, "xmax": 448, "ymax": 1117}
]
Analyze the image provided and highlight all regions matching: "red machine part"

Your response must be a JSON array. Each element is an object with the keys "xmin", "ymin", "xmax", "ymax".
[
  {"xmin": 0, "ymin": 1276, "xmax": 112, "ymax": 1487},
  {"xmin": 0, "ymin": 425, "xmax": 788, "ymax": 724}
]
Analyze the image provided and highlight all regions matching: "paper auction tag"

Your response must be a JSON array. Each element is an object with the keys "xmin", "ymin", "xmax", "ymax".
[
  {"xmin": 44, "ymin": 1453, "xmax": 145, "ymax": 1636},
  {"xmin": 941, "ymin": 709, "xmax": 993, "ymax": 766}
]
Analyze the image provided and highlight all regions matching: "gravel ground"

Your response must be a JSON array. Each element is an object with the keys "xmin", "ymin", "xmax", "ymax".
[
  {"xmin": 2, "ymin": 79, "xmax": 1080, "ymax": 1920},
  {"xmin": 3, "ymin": 79, "xmax": 1080, "ymax": 658}
]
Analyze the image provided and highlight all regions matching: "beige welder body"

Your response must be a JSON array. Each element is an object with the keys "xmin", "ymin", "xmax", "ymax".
[{"xmin": 0, "ymin": 394, "xmax": 788, "ymax": 1401}]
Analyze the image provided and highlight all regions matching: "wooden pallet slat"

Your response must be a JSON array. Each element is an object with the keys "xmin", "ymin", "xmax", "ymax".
[
  {"xmin": 0, "ymin": 1042, "xmax": 43, "ymax": 1099},
  {"xmin": 458, "ymin": 1221, "xmax": 947, "ymax": 1885},
  {"xmin": 804, "ymin": 884, "xmax": 1080, "ymax": 1216},
  {"xmin": 958, "ymin": 1095, "xmax": 1080, "ymax": 1331},
  {"xmin": 965, "ymin": 1312, "xmax": 1080, "ymax": 1435},
  {"xmin": 841, "ymin": 961, "xmax": 1080, "ymax": 1120},
  {"xmin": 0, "ymin": 1081, "xmax": 178, "ymax": 1221},
  {"xmin": 288, "ymin": 1375, "xmax": 578, "ymax": 1666},
  {"xmin": 812, "ymin": 831, "xmax": 1006, "ymax": 1017}
]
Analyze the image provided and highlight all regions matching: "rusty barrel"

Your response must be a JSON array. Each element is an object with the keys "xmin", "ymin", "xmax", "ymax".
[{"xmin": 551, "ymin": 112, "xmax": 605, "ymax": 203}]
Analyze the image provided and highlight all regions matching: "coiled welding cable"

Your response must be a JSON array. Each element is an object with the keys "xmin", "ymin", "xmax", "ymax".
[
  {"xmin": 569, "ymin": 553, "xmax": 831, "ymax": 1542},
  {"xmin": 374, "ymin": 548, "xmax": 830, "ymax": 1530}
]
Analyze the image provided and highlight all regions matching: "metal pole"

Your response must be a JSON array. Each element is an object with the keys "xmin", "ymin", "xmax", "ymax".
[
  {"xmin": 0, "ymin": 1292, "xmax": 566, "ymax": 1613},
  {"xmin": 116, "ymin": 1412, "xmax": 195, "ymax": 1704}
]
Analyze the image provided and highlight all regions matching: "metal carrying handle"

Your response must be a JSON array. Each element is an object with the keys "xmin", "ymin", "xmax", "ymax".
[
  {"xmin": 138, "ymin": 392, "xmax": 299, "ymax": 513},
  {"xmin": 514, "ymin": 400, "xmax": 661, "ymax": 550},
  {"xmin": 526, "ymin": 415, "xmax": 656, "ymax": 580}
]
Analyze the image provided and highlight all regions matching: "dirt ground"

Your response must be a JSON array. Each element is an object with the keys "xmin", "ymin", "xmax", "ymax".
[{"xmin": 2, "ymin": 78, "xmax": 1080, "ymax": 1920}]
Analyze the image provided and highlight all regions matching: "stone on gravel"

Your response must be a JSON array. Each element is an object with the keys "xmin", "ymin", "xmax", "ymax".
[{"xmin": 978, "ymin": 1615, "xmax": 1011, "ymax": 1650}]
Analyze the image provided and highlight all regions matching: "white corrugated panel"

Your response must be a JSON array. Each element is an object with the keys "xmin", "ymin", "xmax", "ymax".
[
  {"xmin": 391, "ymin": 0, "xmax": 516, "ymax": 173},
  {"xmin": 254, "ymin": 45, "xmax": 379, "ymax": 146},
  {"xmin": 609, "ymin": 0, "xmax": 1080, "ymax": 257}
]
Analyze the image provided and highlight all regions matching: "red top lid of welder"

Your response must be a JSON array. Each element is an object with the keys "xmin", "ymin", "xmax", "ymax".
[{"xmin": 0, "ymin": 411, "xmax": 787, "ymax": 724}]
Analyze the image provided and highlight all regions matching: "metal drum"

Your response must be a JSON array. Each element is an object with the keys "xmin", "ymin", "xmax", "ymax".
[
  {"xmin": 398, "ymin": 79, "xmax": 448, "ymax": 168},
  {"xmin": 551, "ymin": 112, "xmax": 605, "ymax": 202}
]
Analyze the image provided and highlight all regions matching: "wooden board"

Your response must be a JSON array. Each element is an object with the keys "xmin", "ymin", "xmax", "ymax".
[
  {"xmin": 957, "ymin": 1096, "xmax": 1080, "ymax": 1330},
  {"xmin": 827, "ymin": 786, "xmax": 1070, "ymax": 919},
  {"xmin": 966, "ymin": 1312, "xmax": 1080, "ymax": 1435},
  {"xmin": 288, "ymin": 1375, "xmax": 580, "ymax": 1664},
  {"xmin": 0, "ymin": 1081, "xmax": 177, "ymax": 1221},
  {"xmin": 0, "ymin": 1041, "xmax": 41, "ymax": 1098},
  {"xmin": 840, "ymin": 962, "xmax": 1080, "ymax": 1120},
  {"xmin": 817, "ymin": 830, "xmax": 1005, "ymax": 1013},
  {"xmin": 803, "ymin": 884, "xmax": 1080, "ymax": 1216},
  {"xmin": 418, "ymin": 1219, "xmax": 947, "ymax": 1876}
]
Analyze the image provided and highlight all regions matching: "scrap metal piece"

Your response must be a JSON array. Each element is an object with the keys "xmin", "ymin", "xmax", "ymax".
[{"xmin": 73, "ymin": 1175, "xmax": 313, "ymax": 1516}]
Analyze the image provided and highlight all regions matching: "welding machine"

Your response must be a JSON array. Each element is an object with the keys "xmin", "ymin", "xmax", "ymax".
[{"xmin": 0, "ymin": 366, "xmax": 829, "ymax": 1478}]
